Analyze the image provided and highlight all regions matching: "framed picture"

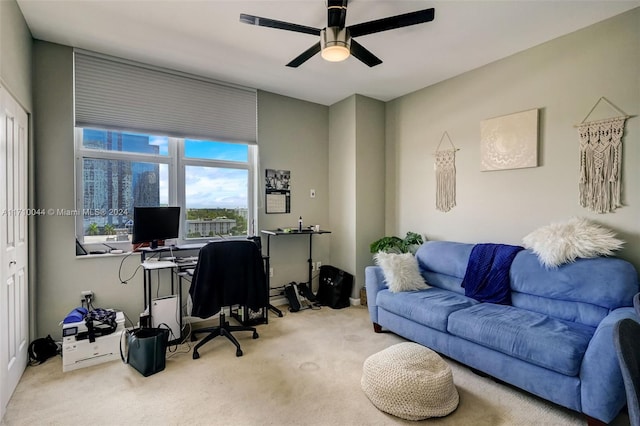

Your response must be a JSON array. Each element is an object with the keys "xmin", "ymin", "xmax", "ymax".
[
  {"xmin": 480, "ymin": 108, "xmax": 538, "ymax": 171},
  {"xmin": 265, "ymin": 169, "xmax": 290, "ymax": 214}
]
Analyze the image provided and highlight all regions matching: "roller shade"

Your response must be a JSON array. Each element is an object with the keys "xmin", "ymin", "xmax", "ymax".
[{"xmin": 74, "ymin": 51, "xmax": 257, "ymax": 144}]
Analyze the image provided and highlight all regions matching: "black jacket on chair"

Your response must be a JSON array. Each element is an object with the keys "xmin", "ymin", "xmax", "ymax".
[{"xmin": 189, "ymin": 240, "xmax": 268, "ymax": 319}]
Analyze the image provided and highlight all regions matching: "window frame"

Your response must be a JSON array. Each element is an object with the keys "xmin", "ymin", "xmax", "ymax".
[{"xmin": 74, "ymin": 128, "xmax": 258, "ymax": 247}]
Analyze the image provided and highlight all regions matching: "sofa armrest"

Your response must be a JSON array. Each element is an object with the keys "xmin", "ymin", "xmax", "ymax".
[
  {"xmin": 365, "ymin": 266, "xmax": 387, "ymax": 325},
  {"xmin": 580, "ymin": 307, "xmax": 637, "ymax": 423}
]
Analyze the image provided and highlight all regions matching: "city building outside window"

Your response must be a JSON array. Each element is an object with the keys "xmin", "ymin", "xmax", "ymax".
[{"xmin": 75, "ymin": 128, "xmax": 256, "ymax": 245}]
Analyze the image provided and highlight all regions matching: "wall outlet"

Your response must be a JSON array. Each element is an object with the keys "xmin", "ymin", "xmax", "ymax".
[
  {"xmin": 311, "ymin": 262, "xmax": 316, "ymax": 272},
  {"xmin": 81, "ymin": 290, "xmax": 94, "ymax": 304},
  {"xmin": 316, "ymin": 261, "xmax": 322, "ymax": 270}
]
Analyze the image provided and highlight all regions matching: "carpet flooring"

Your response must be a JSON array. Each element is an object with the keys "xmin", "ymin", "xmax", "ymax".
[{"xmin": 1, "ymin": 305, "xmax": 631, "ymax": 425}]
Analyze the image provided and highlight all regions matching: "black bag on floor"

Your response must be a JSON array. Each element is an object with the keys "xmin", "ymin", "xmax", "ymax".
[
  {"xmin": 316, "ymin": 265, "xmax": 353, "ymax": 309},
  {"xmin": 28, "ymin": 335, "xmax": 59, "ymax": 365},
  {"xmin": 121, "ymin": 327, "xmax": 169, "ymax": 377}
]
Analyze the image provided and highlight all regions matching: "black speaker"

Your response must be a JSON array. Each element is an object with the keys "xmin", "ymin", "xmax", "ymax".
[{"xmin": 317, "ymin": 265, "xmax": 353, "ymax": 309}]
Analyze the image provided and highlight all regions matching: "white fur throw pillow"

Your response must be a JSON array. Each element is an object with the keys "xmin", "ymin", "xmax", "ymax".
[
  {"xmin": 522, "ymin": 217, "xmax": 624, "ymax": 269},
  {"xmin": 374, "ymin": 252, "xmax": 430, "ymax": 293}
]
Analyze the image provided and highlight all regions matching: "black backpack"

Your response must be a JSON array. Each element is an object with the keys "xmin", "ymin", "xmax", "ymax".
[{"xmin": 28, "ymin": 335, "xmax": 59, "ymax": 365}]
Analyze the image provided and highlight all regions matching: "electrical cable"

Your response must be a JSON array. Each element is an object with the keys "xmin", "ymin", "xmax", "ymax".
[
  {"xmin": 118, "ymin": 250, "xmax": 142, "ymax": 284},
  {"xmin": 164, "ymin": 294, "xmax": 193, "ymax": 358}
]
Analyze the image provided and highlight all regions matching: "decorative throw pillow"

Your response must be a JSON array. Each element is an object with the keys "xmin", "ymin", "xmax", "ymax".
[
  {"xmin": 373, "ymin": 252, "xmax": 430, "ymax": 293},
  {"xmin": 522, "ymin": 217, "xmax": 624, "ymax": 269}
]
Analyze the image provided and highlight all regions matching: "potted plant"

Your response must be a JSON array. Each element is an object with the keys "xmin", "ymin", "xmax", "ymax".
[{"xmin": 369, "ymin": 231, "xmax": 424, "ymax": 255}]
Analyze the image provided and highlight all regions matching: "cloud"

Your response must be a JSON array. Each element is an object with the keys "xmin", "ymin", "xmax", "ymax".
[{"xmin": 185, "ymin": 166, "xmax": 248, "ymax": 208}]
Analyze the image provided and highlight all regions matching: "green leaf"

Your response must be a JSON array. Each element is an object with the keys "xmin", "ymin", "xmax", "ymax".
[{"xmin": 370, "ymin": 232, "xmax": 425, "ymax": 254}]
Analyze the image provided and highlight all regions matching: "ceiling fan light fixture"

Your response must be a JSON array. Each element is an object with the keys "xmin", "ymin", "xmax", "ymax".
[
  {"xmin": 321, "ymin": 27, "xmax": 350, "ymax": 62},
  {"xmin": 322, "ymin": 45, "xmax": 350, "ymax": 62}
]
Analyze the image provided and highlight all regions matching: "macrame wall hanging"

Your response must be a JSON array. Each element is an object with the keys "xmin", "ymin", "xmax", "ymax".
[
  {"xmin": 434, "ymin": 132, "xmax": 459, "ymax": 212},
  {"xmin": 575, "ymin": 97, "xmax": 629, "ymax": 214}
]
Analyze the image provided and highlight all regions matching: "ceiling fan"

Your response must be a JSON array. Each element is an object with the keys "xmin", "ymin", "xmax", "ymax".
[{"xmin": 239, "ymin": 1, "xmax": 435, "ymax": 67}]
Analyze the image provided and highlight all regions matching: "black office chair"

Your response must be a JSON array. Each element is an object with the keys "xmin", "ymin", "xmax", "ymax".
[
  {"xmin": 189, "ymin": 240, "xmax": 268, "ymax": 359},
  {"xmin": 613, "ymin": 318, "xmax": 640, "ymax": 426}
]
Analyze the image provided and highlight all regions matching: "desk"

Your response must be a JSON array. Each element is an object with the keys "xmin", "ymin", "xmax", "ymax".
[
  {"xmin": 260, "ymin": 229, "xmax": 331, "ymax": 306},
  {"xmin": 139, "ymin": 245, "xmax": 204, "ymax": 343},
  {"xmin": 140, "ymin": 241, "xmax": 272, "ymax": 334}
]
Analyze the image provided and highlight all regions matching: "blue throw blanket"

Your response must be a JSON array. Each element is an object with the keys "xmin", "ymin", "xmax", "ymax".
[{"xmin": 461, "ymin": 243, "xmax": 524, "ymax": 305}]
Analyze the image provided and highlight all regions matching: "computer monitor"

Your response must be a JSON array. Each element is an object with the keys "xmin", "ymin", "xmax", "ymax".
[{"xmin": 132, "ymin": 206, "xmax": 181, "ymax": 249}]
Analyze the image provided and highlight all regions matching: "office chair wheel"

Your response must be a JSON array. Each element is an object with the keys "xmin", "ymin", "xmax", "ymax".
[
  {"xmin": 236, "ymin": 348, "xmax": 243, "ymax": 357},
  {"xmin": 193, "ymin": 350, "xmax": 200, "ymax": 360},
  {"xmin": 253, "ymin": 331, "xmax": 259, "ymax": 339}
]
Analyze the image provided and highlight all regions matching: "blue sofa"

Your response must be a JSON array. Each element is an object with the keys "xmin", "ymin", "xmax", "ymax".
[{"xmin": 365, "ymin": 241, "xmax": 639, "ymax": 424}]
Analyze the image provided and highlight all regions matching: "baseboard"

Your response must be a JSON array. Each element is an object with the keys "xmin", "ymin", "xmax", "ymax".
[
  {"xmin": 349, "ymin": 297, "xmax": 361, "ymax": 306},
  {"xmin": 270, "ymin": 296, "xmax": 287, "ymax": 307},
  {"xmin": 183, "ymin": 315, "xmax": 214, "ymax": 325}
]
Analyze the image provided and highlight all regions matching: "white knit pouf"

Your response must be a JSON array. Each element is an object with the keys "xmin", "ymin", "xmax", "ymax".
[{"xmin": 361, "ymin": 342, "xmax": 459, "ymax": 420}]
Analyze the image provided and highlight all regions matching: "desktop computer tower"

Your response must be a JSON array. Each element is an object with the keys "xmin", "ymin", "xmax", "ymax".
[{"xmin": 151, "ymin": 295, "xmax": 181, "ymax": 342}]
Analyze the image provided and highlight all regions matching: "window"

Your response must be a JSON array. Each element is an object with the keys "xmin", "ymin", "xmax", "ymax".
[
  {"xmin": 73, "ymin": 51, "xmax": 258, "ymax": 249},
  {"xmin": 75, "ymin": 128, "xmax": 257, "ymax": 245}
]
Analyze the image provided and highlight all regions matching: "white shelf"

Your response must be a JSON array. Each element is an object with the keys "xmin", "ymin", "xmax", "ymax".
[{"xmin": 141, "ymin": 260, "xmax": 177, "ymax": 270}]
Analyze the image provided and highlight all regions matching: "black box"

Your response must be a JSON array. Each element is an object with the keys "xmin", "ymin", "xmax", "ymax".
[{"xmin": 230, "ymin": 305, "xmax": 267, "ymax": 326}]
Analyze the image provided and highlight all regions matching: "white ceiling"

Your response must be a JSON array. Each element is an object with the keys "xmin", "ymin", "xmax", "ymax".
[{"xmin": 17, "ymin": 0, "xmax": 640, "ymax": 106}]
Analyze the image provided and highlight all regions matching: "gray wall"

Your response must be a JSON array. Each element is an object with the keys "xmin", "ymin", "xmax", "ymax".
[
  {"xmin": 328, "ymin": 95, "xmax": 385, "ymax": 297},
  {"xmin": 328, "ymin": 96, "xmax": 357, "ymax": 284},
  {"xmin": 33, "ymin": 42, "xmax": 143, "ymax": 339},
  {"xmin": 257, "ymin": 91, "xmax": 331, "ymax": 294},
  {"xmin": 354, "ymin": 96, "xmax": 385, "ymax": 295},
  {"xmin": 385, "ymin": 8, "xmax": 640, "ymax": 271},
  {"xmin": 0, "ymin": 0, "xmax": 32, "ymax": 111}
]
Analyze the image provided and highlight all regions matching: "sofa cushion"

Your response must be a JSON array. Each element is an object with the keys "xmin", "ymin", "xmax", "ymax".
[
  {"xmin": 511, "ymin": 250, "xmax": 638, "ymax": 312},
  {"xmin": 447, "ymin": 304, "xmax": 595, "ymax": 376},
  {"xmin": 421, "ymin": 271, "xmax": 465, "ymax": 295},
  {"xmin": 511, "ymin": 292, "xmax": 610, "ymax": 328},
  {"xmin": 377, "ymin": 288, "xmax": 477, "ymax": 333},
  {"xmin": 416, "ymin": 241, "xmax": 472, "ymax": 279}
]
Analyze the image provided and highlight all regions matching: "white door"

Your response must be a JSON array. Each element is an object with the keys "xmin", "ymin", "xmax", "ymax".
[{"xmin": 0, "ymin": 87, "xmax": 29, "ymax": 418}]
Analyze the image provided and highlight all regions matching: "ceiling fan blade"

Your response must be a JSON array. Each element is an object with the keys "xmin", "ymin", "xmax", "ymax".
[
  {"xmin": 327, "ymin": 0, "xmax": 348, "ymax": 28},
  {"xmin": 286, "ymin": 42, "xmax": 322, "ymax": 68},
  {"xmin": 240, "ymin": 13, "xmax": 321, "ymax": 36},
  {"xmin": 348, "ymin": 8, "xmax": 435, "ymax": 38},
  {"xmin": 350, "ymin": 39, "xmax": 382, "ymax": 67}
]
